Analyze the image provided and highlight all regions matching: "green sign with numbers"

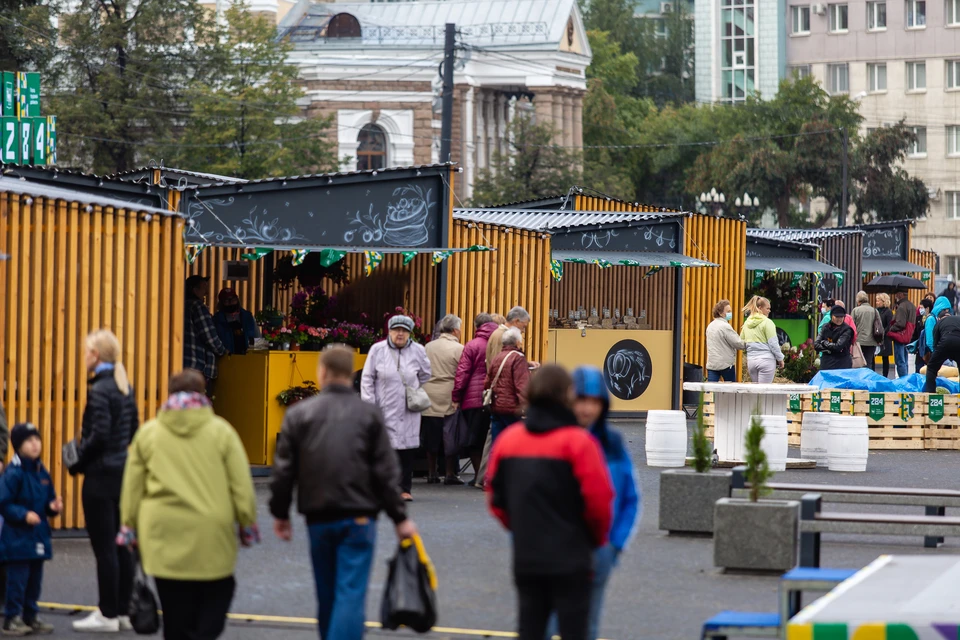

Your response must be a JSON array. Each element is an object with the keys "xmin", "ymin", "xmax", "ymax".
[
  {"xmin": 1, "ymin": 72, "xmax": 14, "ymax": 117},
  {"xmin": 31, "ymin": 117, "xmax": 45, "ymax": 164},
  {"xmin": 929, "ymin": 394, "xmax": 944, "ymax": 423},
  {"xmin": 0, "ymin": 71, "xmax": 55, "ymax": 165},
  {"xmin": 18, "ymin": 118, "xmax": 30, "ymax": 165},
  {"xmin": 869, "ymin": 393, "xmax": 885, "ymax": 421},
  {"xmin": 1, "ymin": 116, "xmax": 17, "ymax": 164},
  {"xmin": 46, "ymin": 115, "xmax": 56, "ymax": 164},
  {"xmin": 830, "ymin": 391, "xmax": 842, "ymax": 414},
  {"xmin": 789, "ymin": 393, "xmax": 801, "ymax": 413}
]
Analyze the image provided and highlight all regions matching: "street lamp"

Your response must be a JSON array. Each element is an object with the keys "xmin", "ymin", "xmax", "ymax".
[{"xmin": 699, "ymin": 188, "xmax": 727, "ymax": 215}]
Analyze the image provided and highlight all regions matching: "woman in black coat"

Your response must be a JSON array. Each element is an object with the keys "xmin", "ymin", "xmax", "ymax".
[
  {"xmin": 875, "ymin": 293, "xmax": 894, "ymax": 378},
  {"xmin": 71, "ymin": 330, "xmax": 139, "ymax": 633},
  {"xmin": 815, "ymin": 307, "xmax": 855, "ymax": 370}
]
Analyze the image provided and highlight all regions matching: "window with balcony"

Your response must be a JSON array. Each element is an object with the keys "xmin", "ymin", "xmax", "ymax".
[
  {"xmin": 828, "ymin": 63, "xmax": 849, "ymax": 94},
  {"xmin": 948, "ymin": 194, "xmax": 960, "ymax": 220},
  {"xmin": 829, "ymin": 3, "xmax": 849, "ymax": 31},
  {"xmin": 907, "ymin": 61, "xmax": 927, "ymax": 91},
  {"xmin": 906, "ymin": 0, "xmax": 926, "ymax": 27},
  {"xmin": 909, "ymin": 126, "xmax": 927, "ymax": 156},
  {"xmin": 867, "ymin": 1, "xmax": 887, "ymax": 29},
  {"xmin": 789, "ymin": 65, "xmax": 812, "ymax": 79},
  {"xmin": 868, "ymin": 63, "xmax": 887, "ymax": 92},
  {"xmin": 948, "ymin": 60, "xmax": 960, "ymax": 90},
  {"xmin": 948, "ymin": 126, "xmax": 960, "ymax": 156},
  {"xmin": 720, "ymin": 0, "xmax": 757, "ymax": 104},
  {"xmin": 948, "ymin": 0, "xmax": 960, "ymax": 25},
  {"xmin": 792, "ymin": 5, "xmax": 811, "ymax": 33}
]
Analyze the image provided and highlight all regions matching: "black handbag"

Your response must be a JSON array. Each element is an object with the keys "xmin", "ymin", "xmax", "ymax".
[
  {"xmin": 129, "ymin": 549, "xmax": 161, "ymax": 635},
  {"xmin": 62, "ymin": 440, "xmax": 80, "ymax": 475},
  {"xmin": 380, "ymin": 536, "xmax": 437, "ymax": 633}
]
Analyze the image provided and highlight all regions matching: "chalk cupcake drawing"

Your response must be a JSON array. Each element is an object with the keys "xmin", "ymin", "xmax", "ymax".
[
  {"xmin": 183, "ymin": 198, "xmax": 307, "ymax": 244},
  {"xmin": 344, "ymin": 184, "xmax": 435, "ymax": 247},
  {"xmin": 603, "ymin": 339, "xmax": 653, "ymax": 400}
]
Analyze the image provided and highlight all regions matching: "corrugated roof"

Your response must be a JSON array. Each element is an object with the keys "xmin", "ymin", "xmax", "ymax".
[
  {"xmin": 454, "ymin": 208, "xmax": 687, "ymax": 231},
  {"xmin": 195, "ymin": 163, "xmax": 454, "ymax": 189},
  {"xmin": 282, "ymin": 0, "xmax": 582, "ymax": 48},
  {"xmin": 745, "ymin": 231, "xmax": 820, "ymax": 251},
  {"xmin": 107, "ymin": 167, "xmax": 247, "ymax": 186},
  {"xmin": 747, "ymin": 227, "xmax": 864, "ymax": 242},
  {"xmin": 0, "ymin": 176, "xmax": 178, "ymax": 217}
]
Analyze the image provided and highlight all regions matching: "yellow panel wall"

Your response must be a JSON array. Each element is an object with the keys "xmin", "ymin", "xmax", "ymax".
[{"xmin": 0, "ymin": 191, "xmax": 185, "ymax": 528}]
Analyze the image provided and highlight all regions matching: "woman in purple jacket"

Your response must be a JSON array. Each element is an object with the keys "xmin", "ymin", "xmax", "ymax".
[{"xmin": 451, "ymin": 314, "xmax": 497, "ymax": 485}]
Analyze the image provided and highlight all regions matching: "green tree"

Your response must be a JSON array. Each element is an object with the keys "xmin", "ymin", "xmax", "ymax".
[
  {"xmin": 171, "ymin": 5, "xmax": 338, "ymax": 179},
  {"xmin": 744, "ymin": 412, "xmax": 773, "ymax": 502},
  {"xmin": 851, "ymin": 123, "xmax": 929, "ymax": 223},
  {"xmin": 0, "ymin": 0, "xmax": 56, "ymax": 72},
  {"xmin": 470, "ymin": 114, "xmax": 582, "ymax": 206},
  {"xmin": 49, "ymin": 0, "xmax": 218, "ymax": 173}
]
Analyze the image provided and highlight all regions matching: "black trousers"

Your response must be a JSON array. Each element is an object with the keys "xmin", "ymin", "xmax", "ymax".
[
  {"xmin": 860, "ymin": 345, "xmax": 876, "ymax": 368},
  {"xmin": 924, "ymin": 335, "xmax": 960, "ymax": 392},
  {"xmin": 396, "ymin": 448, "xmax": 416, "ymax": 493},
  {"xmin": 82, "ymin": 479, "xmax": 134, "ymax": 619},
  {"xmin": 515, "ymin": 573, "xmax": 591, "ymax": 640},
  {"xmin": 155, "ymin": 576, "xmax": 235, "ymax": 640}
]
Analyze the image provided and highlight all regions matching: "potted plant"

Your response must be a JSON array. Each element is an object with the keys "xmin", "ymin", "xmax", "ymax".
[
  {"xmin": 659, "ymin": 393, "xmax": 732, "ymax": 535},
  {"xmin": 713, "ymin": 411, "xmax": 800, "ymax": 572},
  {"xmin": 303, "ymin": 326, "xmax": 329, "ymax": 351},
  {"xmin": 276, "ymin": 381, "xmax": 320, "ymax": 407},
  {"xmin": 255, "ymin": 307, "xmax": 284, "ymax": 329}
]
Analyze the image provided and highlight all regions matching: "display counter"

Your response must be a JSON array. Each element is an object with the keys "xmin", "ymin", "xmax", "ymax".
[
  {"xmin": 213, "ymin": 350, "xmax": 367, "ymax": 466},
  {"xmin": 547, "ymin": 328, "xmax": 674, "ymax": 412}
]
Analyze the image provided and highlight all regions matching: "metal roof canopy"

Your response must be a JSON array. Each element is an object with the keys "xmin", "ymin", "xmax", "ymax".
[
  {"xmin": 553, "ymin": 250, "xmax": 717, "ymax": 268},
  {"xmin": 1, "ymin": 165, "xmax": 172, "ymax": 210},
  {"xmin": 862, "ymin": 258, "xmax": 932, "ymax": 274},
  {"xmin": 0, "ymin": 176, "xmax": 176, "ymax": 218},
  {"xmin": 181, "ymin": 164, "xmax": 455, "ymax": 250},
  {"xmin": 745, "ymin": 257, "xmax": 844, "ymax": 274},
  {"xmin": 109, "ymin": 167, "xmax": 247, "ymax": 187},
  {"xmin": 746, "ymin": 234, "xmax": 843, "ymax": 274},
  {"xmin": 205, "ymin": 243, "xmax": 480, "ymax": 254},
  {"xmin": 454, "ymin": 208, "xmax": 687, "ymax": 232}
]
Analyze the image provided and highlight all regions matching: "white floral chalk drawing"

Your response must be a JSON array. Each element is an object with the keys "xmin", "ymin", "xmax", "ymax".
[
  {"xmin": 863, "ymin": 229, "xmax": 902, "ymax": 258},
  {"xmin": 603, "ymin": 340, "xmax": 653, "ymax": 400},
  {"xmin": 642, "ymin": 225, "xmax": 677, "ymax": 249},
  {"xmin": 344, "ymin": 184, "xmax": 435, "ymax": 247},
  {"xmin": 183, "ymin": 197, "xmax": 306, "ymax": 244},
  {"xmin": 581, "ymin": 230, "xmax": 619, "ymax": 249}
]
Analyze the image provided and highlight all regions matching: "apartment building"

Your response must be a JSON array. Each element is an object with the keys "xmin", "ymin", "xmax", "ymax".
[{"xmin": 786, "ymin": 0, "xmax": 960, "ymax": 271}]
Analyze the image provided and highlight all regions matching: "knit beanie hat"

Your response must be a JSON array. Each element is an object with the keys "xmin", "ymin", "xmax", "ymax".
[{"xmin": 11, "ymin": 422, "xmax": 40, "ymax": 453}]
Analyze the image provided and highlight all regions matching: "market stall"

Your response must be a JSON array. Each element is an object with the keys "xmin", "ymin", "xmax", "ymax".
[{"xmin": 856, "ymin": 221, "xmax": 934, "ymax": 308}]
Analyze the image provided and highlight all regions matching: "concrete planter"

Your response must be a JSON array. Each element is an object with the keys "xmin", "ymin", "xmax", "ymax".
[
  {"xmin": 713, "ymin": 498, "xmax": 800, "ymax": 572},
  {"xmin": 659, "ymin": 469, "xmax": 732, "ymax": 534}
]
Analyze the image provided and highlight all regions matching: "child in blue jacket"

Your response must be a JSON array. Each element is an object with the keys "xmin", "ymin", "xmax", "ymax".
[
  {"xmin": 0, "ymin": 423, "xmax": 62, "ymax": 636},
  {"xmin": 547, "ymin": 366, "xmax": 641, "ymax": 640}
]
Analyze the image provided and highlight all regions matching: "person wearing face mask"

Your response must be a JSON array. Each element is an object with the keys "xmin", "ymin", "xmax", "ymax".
[
  {"xmin": 705, "ymin": 299, "xmax": 744, "ymax": 382},
  {"xmin": 814, "ymin": 306, "xmax": 855, "ymax": 370},
  {"xmin": 213, "ymin": 288, "xmax": 259, "ymax": 356}
]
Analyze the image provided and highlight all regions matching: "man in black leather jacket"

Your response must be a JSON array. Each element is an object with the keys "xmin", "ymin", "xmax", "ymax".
[
  {"xmin": 270, "ymin": 345, "xmax": 417, "ymax": 640},
  {"xmin": 924, "ymin": 312, "xmax": 960, "ymax": 392}
]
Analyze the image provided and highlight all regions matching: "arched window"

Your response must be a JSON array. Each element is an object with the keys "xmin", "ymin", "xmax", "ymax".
[
  {"xmin": 357, "ymin": 123, "xmax": 387, "ymax": 171},
  {"xmin": 326, "ymin": 13, "xmax": 361, "ymax": 38}
]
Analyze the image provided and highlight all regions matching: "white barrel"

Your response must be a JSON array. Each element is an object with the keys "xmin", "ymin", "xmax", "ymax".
[
  {"xmin": 645, "ymin": 410, "xmax": 688, "ymax": 467},
  {"xmin": 828, "ymin": 415, "xmax": 869, "ymax": 472},
  {"xmin": 801, "ymin": 413, "xmax": 832, "ymax": 465},
  {"xmin": 756, "ymin": 415, "xmax": 788, "ymax": 472}
]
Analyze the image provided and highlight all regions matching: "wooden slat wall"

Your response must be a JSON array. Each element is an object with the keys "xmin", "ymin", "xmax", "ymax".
[
  {"xmin": 574, "ymin": 195, "xmax": 664, "ymax": 213},
  {"xmin": 551, "ymin": 264, "xmax": 676, "ymax": 329},
  {"xmin": 0, "ymin": 191, "xmax": 184, "ymax": 528},
  {"xmin": 909, "ymin": 248, "xmax": 937, "ymax": 305},
  {"xmin": 683, "ymin": 215, "xmax": 747, "ymax": 371},
  {"xmin": 449, "ymin": 220, "xmax": 551, "ymax": 365}
]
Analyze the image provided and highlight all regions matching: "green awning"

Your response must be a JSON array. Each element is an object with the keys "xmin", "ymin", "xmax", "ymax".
[
  {"xmin": 746, "ymin": 256, "xmax": 843, "ymax": 275},
  {"xmin": 552, "ymin": 250, "xmax": 717, "ymax": 268},
  {"xmin": 862, "ymin": 258, "xmax": 932, "ymax": 274}
]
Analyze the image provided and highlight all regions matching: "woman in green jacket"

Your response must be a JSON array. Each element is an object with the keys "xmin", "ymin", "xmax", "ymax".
[
  {"xmin": 740, "ymin": 295, "xmax": 784, "ymax": 384},
  {"xmin": 120, "ymin": 370, "xmax": 258, "ymax": 640}
]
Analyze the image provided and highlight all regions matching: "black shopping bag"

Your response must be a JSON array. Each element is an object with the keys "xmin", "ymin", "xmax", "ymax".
[
  {"xmin": 129, "ymin": 549, "xmax": 161, "ymax": 635},
  {"xmin": 380, "ymin": 535, "xmax": 438, "ymax": 633}
]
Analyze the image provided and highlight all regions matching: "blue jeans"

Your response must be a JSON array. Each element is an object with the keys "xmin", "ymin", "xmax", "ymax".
[
  {"xmin": 894, "ymin": 341, "xmax": 909, "ymax": 378},
  {"xmin": 308, "ymin": 518, "xmax": 377, "ymax": 640},
  {"xmin": 544, "ymin": 545, "xmax": 620, "ymax": 640},
  {"xmin": 490, "ymin": 413, "xmax": 516, "ymax": 444},
  {"xmin": 707, "ymin": 367, "xmax": 736, "ymax": 382},
  {"xmin": 5, "ymin": 561, "xmax": 43, "ymax": 622}
]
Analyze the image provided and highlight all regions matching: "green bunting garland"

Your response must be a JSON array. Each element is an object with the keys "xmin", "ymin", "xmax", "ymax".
[
  {"xmin": 291, "ymin": 249, "xmax": 309, "ymax": 266},
  {"xmin": 432, "ymin": 250, "xmax": 455, "ymax": 265},
  {"xmin": 835, "ymin": 273, "xmax": 844, "ymax": 288},
  {"xmin": 922, "ymin": 271, "xmax": 932, "ymax": 283},
  {"xmin": 184, "ymin": 244, "xmax": 205, "ymax": 265},
  {"xmin": 669, "ymin": 260, "xmax": 684, "ymax": 268},
  {"xmin": 593, "ymin": 259, "xmax": 612, "ymax": 269},
  {"xmin": 550, "ymin": 259, "xmax": 563, "ymax": 282},
  {"xmin": 752, "ymin": 270, "xmax": 765, "ymax": 287},
  {"xmin": 618, "ymin": 259, "xmax": 642, "ymax": 267},
  {"xmin": 643, "ymin": 265, "xmax": 663, "ymax": 280},
  {"xmin": 319, "ymin": 249, "xmax": 346, "ymax": 268},
  {"xmin": 241, "ymin": 248, "xmax": 273, "ymax": 261},
  {"xmin": 467, "ymin": 245, "xmax": 493, "ymax": 252},
  {"xmin": 402, "ymin": 251, "xmax": 418, "ymax": 266},
  {"xmin": 363, "ymin": 251, "xmax": 383, "ymax": 276},
  {"xmin": 790, "ymin": 271, "xmax": 803, "ymax": 288}
]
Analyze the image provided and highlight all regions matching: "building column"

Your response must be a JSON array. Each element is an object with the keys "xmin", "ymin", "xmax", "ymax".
[
  {"xmin": 572, "ymin": 91, "xmax": 583, "ymax": 151},
  {"xmin": 551, "ymin": 90, "xmax": 564, "ymax": 144},
  {"xmin": 562, "ymin": 93, "xmax": 574, "ymax": 148},
  {"xmin": 484, "ymin": 92, "xmax": 494, "ymax": 170},
  {"xmin": 507, "ymin": 96, "xmax": 518, "ymax": 150},
  {"xmin": 496, "ymin": 93, "xmax": 507, "ymax": 160},
  {"xmin": 475, "ymin": 89, "xmax": 486, "ymax": 172},
  {"xmin": 534, "ymin": 90, "xmax": 554, "ymax": 131},
  {"xmin": 464, "ymin": 86, "xmax": 476, "ymax": 202}
]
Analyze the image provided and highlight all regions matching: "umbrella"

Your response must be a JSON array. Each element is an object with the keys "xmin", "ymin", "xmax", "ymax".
[{"xmin": 864, "ymin": 274, "xmax": 928, "ymax": 293}]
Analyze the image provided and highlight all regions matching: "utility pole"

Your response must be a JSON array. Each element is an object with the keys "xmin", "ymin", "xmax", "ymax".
[
  {"xmin": 439, "ymin": 23, "xmax": 455, "ymax": 164},
  {"xmin": 839, "ymin": 127, "xmax": 848, "ymax": 227}
]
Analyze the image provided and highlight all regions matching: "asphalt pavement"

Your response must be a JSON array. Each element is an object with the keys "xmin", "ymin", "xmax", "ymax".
[{"xmin": 37, "ymin": 421, "xmax": 960, "ymax": 639}]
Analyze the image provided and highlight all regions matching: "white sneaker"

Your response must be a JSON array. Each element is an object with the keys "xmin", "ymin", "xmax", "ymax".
[
  {"xmin": 118, "ymin": 616, "xmax": 133, "ymax": 632},
  {"xmin": 72, "ymin": 610, "xmax": 120, "ymax": 633}
]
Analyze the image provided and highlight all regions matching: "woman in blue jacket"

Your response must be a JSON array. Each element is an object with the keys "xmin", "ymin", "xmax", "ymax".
[{"xmin": 547, "ymin": 366, "xmax": 640, "ymax": 640}]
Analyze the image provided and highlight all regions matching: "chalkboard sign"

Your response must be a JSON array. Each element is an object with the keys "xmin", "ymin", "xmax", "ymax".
[
  {"xmin": 3, "ymin": 166, "xmax": 167, "ymax": 209},
  {"xmin": 862, "ymin": 226, "xmax": 906, "ymax": 260},
  {"xmin": 603, "ymin": 338, "xmax": 653, "ymax": 400},
  {"xmin": 550, "ymin": 220, "xmax": 681, "ymax": 253},
  {"xmin": 182, "ymin": 167, "xmax": 448, "ymax": 249},
  {"xmin": 746, "ymin": 240, "xmax": 816, "ymax": 260}
]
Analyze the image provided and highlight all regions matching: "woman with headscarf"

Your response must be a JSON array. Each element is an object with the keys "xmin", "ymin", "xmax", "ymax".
[
  {"xmin": 71, "ymin": 330, "xmax": 139, "ymax": 633},
  {"xmin": 361, "ymin": 315, "xmax": 431, "ymax": 501}
]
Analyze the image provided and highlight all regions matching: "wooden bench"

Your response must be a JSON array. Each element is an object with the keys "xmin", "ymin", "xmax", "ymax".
[
  {"xmin": 730, "ymin": 466, "xmax": 960, "ymax": 547},
  {"xmin": 798, "ymin": 493, "xmax": 960, "ymax": 568}
]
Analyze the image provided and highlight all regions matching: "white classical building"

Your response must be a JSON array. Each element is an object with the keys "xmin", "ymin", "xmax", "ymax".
[{"xmin": 252, "ymin": 0, "xmax": 593, "ymax": 202}]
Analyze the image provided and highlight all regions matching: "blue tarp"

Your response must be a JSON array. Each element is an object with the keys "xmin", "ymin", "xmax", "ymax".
[{"xmin": 809, "ymin": 369, "xmax": 960, "ymax": 394}]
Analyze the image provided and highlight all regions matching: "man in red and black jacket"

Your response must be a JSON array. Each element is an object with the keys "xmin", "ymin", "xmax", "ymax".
[{"xmin": 486, "ymin": 365, "xmax": 614, "ymax": 640}]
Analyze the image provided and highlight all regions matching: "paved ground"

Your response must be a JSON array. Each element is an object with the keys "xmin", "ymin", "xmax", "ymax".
[{"xmin": 38, "ymin": 421, "xmax": 960, "ymax": 639}]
